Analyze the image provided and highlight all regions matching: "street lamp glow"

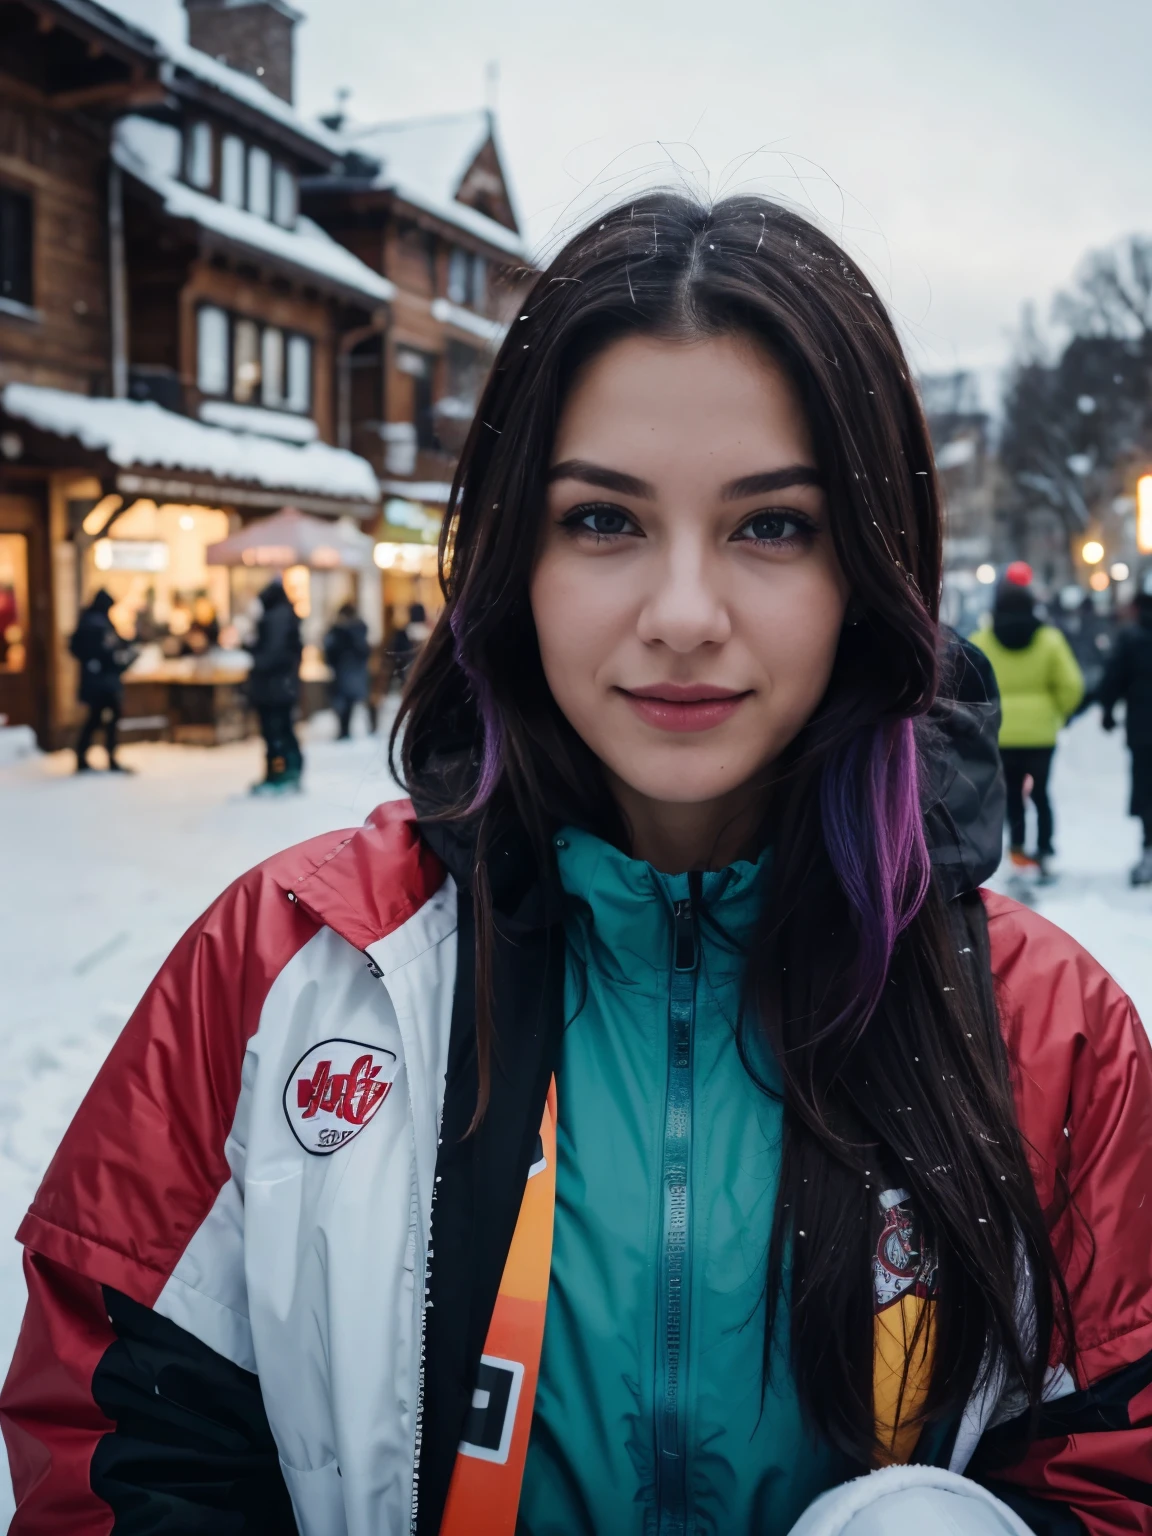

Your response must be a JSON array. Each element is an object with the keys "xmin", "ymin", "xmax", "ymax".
[
  {"xmin": 1138, "ymin": 474, "xmax": 1152, "ymax": 555},
  {"xmin": 1089, "ymin": 571, "xmax": 1110, "ymax": 592},
  {"xmin": 1081, "ymin": 540, "xmax": 1105, "ymax": 565},
  {"xmin": 975, "ymin": 563, "xmax": 996, "ymax": 584},
  {"xmin": 1110, "ymin": 562, "xmax": 1130, "ymax": 582}
]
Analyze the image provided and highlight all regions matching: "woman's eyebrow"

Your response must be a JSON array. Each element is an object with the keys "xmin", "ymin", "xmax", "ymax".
[
  {"xmin": 547, "ymin": 459, "xmax": 655, "ymax": 499},
  {"xmin": 721, "ymin": 465, "xmax": 824, "ymax": 500}
]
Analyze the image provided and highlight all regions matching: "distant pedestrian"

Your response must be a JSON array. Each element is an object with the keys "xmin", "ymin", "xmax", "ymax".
[
  {"xmin": 323, "ymin": 601, "xmax": 372, "ymax": 740},
  {"xmin": 386, "ymin": 601, "xmax": 430, "ymax": 690},
  {"xmin": 1097, "ymin": 577, "xmax": 1152, "ymax": 886},
  {"xmin": 245, "ymin": 579, "xmax": 303, "ymax": 794},
  {"xmin": 69, "ymin": 589, "xmax": 138, "ymax": 773},
  {"xmin": 970, "ymin": 582, "xmax": 1084, "ymax": 877}
]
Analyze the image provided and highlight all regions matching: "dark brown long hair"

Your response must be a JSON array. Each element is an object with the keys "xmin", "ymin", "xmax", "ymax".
[{"xmin": 393, "ymin": 193, "xmax": 1071, "ymax": 1464}]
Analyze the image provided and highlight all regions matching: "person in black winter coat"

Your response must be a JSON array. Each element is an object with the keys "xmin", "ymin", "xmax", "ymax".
[
  {"xmin": 245, "ymin": 579, "xmax": 303, "ymax": 793},
  {"xmin": 1098, "ymin": 582, "xmax": 1152, "ymax": 885},
  {"xmin": 323, "ymin": 602, "xmax": 373, "ymax": 740},
  {"xmin": 69, "ymin": 589, "xmax": 137, "ymax": 773}
]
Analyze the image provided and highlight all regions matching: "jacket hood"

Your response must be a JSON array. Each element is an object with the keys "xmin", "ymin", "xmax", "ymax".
[
  {"xmin": 410, "ymin": 630, "xmax": 1005, "ymax": 912},
  {"xmin": 992, "ymin": 586, "xmax": 1041, "ymax": 650},
  {"xmin": 259, "ymin": 580, "xmax": 290, "ymax": 609},
  {"xmin": 88, "ymin": 589, "xmax": 114, "ymax": 615}
]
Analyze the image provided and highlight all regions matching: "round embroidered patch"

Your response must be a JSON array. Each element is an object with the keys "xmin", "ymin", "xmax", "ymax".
[{"xmin": 283, "ymin": 1038, "xmax": 398, "ymax": 1155}]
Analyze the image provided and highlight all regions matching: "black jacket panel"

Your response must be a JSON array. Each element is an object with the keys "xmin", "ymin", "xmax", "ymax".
[{"xmin": 91, "ymin": 1287, "xmax": 297, "ymax": 1534}]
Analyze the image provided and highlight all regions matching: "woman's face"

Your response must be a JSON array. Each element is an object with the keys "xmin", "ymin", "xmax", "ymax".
[{"xmin": 531, "ymin": 331, "xmax": 849, "ymax": 860}]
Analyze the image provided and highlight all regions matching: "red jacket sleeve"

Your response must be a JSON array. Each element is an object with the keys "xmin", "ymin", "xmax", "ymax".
[
  {"xmin": 983, "ymin": 893, "xmax": 1152, "ymax": 1535},
  {"xmin": 0, "ymin": 830, "xmax": 336, "ymax": 1531},
  {"xmin": 1, "ymin": 1254, "xmax": 115, "ymax": 1535}
]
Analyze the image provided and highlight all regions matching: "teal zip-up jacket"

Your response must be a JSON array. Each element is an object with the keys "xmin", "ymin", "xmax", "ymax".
[{"xmin": 518, "ymin": 827, "xmax": 852, "ymax": 1535}]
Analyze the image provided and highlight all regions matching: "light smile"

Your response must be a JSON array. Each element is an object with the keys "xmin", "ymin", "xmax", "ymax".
[{"xmin": 616, "ymin": 683, "xmax": 754, "ymax": 734}]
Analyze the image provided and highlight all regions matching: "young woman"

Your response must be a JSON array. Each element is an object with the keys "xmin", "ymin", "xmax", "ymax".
[{"xmin": 4, "ymin": 196, "xmax": 1151, "ymax": 1536}]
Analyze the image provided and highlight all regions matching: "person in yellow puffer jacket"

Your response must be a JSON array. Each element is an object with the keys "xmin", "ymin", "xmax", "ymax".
[{"xmin": 970, "ymin": 582, "xmax": 1084, "ymax": 875}]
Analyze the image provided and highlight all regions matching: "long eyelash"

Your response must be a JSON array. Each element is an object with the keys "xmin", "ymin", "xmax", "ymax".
[
  {"xmin": 739, "ymin": 509, "xmax": 819, "ymax": 545},
  {"xmin": 557, "ymin": 501, "xmax": 626, "ymax": 528}
]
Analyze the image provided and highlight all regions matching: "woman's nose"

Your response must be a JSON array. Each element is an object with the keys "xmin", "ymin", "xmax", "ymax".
[{"xmin": 635, "ymin": 542, "xmax": 731, "ymax": 652}]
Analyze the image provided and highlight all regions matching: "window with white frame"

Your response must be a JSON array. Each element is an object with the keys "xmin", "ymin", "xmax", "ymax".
[
  {"xmin": 220, "ymin": 134, "xmax": 245, "ymax": 208},
  {"xmin": 285, "ymin": 334, "xmax": 311, "ymax": 412},
  {"xmin": 273, "ymin": 164, "xmax": 297, "ymax": 228},
  {"xmin": 185, "ymin": 121, "xmax": 213, "ymax": 191},
  {"xmin": 195, "ymin": 304, "xmax": 313, "ymax": 415},
  {"xmin": 247, "ymin": 145, "xmax": 272, "ymax": 220},
  {"xmin": 447, "ymin": 247, "xmax": 470, "ymax": 305},
  {"xmin": 446, "ymin": 246, "xmax": 488, "ymax": 312},
  {"xmin": 261, "ymin": 325, "xmax": 284, "ymax": 407},
  {"xmin": 196, "ymin": 304, "xmax": 229, "ymax": 395}
]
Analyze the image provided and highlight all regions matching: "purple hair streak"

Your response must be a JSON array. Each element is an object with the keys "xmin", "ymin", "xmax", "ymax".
[{"xmin": 820, "ymin": 717, "xmax": 931, "ymax": 1033}]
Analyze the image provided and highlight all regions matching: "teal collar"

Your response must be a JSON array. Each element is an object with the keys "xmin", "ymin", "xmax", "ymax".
[{"xmin": 553, "ymin": 825, "xmax": 769, "ymax": 994}]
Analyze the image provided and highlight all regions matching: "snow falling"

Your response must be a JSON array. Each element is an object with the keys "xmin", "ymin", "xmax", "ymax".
[{"xmin": 2, "ymin": 709, "xmax": 1151, "ymax": 1520}]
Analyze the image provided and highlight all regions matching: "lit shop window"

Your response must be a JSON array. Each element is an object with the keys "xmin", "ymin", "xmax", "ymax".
[
  {"xmin": 247, "ymin": 145, "xmax": 272, "ymax": 220},
  {"xmin": 220, "ymin": 134, "xmax": 245, "ymax": 208},
  {"xmin": 185, "ymin": 121, "xmax": 213, "ymax": 190},
  {"xmin": 0, "ymin": 533, "xmax": 29, "ymax": 674}
]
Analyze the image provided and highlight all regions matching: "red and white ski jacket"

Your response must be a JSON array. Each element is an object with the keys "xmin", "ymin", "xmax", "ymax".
[{"xmin": 2, "ymin": 799, "xmax": 1152, "ymax": 1534}]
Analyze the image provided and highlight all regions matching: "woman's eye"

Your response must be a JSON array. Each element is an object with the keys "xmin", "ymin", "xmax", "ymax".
[
  {"xmin": 562, "ymin": 504, "xmax": 636, "ymax": 539},
  {"xmin": 734, "ymin": 510, "xmax": 813, "ymax": 546}
]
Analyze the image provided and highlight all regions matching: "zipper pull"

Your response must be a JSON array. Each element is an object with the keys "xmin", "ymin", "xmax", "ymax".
[{"xmin": 673, "ymin": 897, "xmax": 698, "ymax": 973}]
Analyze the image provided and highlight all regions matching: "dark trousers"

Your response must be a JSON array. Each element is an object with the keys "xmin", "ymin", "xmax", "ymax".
[
  {"xmin": 76, "ymin": 699, "xmax": 120, "ymax": 763},
  {"xmin": 1131, "ymin": 747, "xmax": 1152, "ymax": 847},
  {"xmin": 257, "ymin": 704, "xmax": 302, "ymax": 781},
  {"xmin": 332, "ymin": 693, "xmax": 376, "ymax": 740},
  {"xmin": 1001, "ymin": 746, "xmax": 1055, "ymax": 856}
]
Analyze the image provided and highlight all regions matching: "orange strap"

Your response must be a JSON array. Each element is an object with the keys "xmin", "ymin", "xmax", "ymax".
[
  {"xmin": 439, "ymin": 1083, "xmax": 928, "ymax": 1531},
  {"xmin": 439, "ymin": 1077, "xmax": 557, "ymax": 1535}
]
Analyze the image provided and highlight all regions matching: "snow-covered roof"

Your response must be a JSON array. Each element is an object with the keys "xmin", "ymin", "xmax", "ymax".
[
  {"xmin": 429, "ymin": 297, "xmax": 507, "ymax": 347},
  {"xmin": 2, "ymin": 384, "xmax": 380, "ymax": 504},
  {"xmin": 380, "ymin": 479, "xmax": 455, "ymax": 505},
  {"xmin": 161, "ymin": 41, "xmax": 344, "ymax": 162},
  {"xmin": 95, "ymin": 0, "xmax": 340, "ymax": 161},
  {"xmin": 114, "ymin": 117, "xmax": 394, "ymax": 306},
  {"xmin": 346, "ymin": 111, "xmax": 528, "ymax": 261}
]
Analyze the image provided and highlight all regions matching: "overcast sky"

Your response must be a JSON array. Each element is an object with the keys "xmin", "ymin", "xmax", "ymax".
[{"xmin": 114, "ymin": 0, "xmax": 1152, "ymax": 407}]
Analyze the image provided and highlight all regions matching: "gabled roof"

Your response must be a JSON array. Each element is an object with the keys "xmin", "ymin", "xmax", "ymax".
[
  {"xmin": 344, "ymin": 109, "xmax": 528, "ymax": 260},
  {"xmin": 114, "ymin": 116, "xmax": 394, "ymax": 307}
]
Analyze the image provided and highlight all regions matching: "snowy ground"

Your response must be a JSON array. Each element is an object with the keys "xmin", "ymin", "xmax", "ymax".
[{"xmin": 0, "ymin": 709, "xmax": 1149, "ymax": 1518}]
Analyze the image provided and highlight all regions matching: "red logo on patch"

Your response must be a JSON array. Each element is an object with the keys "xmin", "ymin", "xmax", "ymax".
[{"xmin": 283, "ymin": 1038, "xmax": 397, "ymax": 1155}]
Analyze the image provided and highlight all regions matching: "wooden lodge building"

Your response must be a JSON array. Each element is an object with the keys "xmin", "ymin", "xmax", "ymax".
[{"xmin": 0, "ymin": 0, "xmax": 531, "ymax": 748}]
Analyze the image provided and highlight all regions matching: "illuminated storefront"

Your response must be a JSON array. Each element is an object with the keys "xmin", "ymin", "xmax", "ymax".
[{"xmin": 374, "ymin": 496, "xmax": 443, "ymax": 636}]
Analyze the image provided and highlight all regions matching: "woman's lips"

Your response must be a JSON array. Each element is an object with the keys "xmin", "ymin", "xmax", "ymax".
[{"xmin": 617, "ymin": 684, "xmax": 753, "ymax": 734}]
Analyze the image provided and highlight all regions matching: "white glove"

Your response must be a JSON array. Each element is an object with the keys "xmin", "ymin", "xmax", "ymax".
[{"xmin": 787, "ymin": 1465, "xmax": 1035, "ymax": 1536}]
